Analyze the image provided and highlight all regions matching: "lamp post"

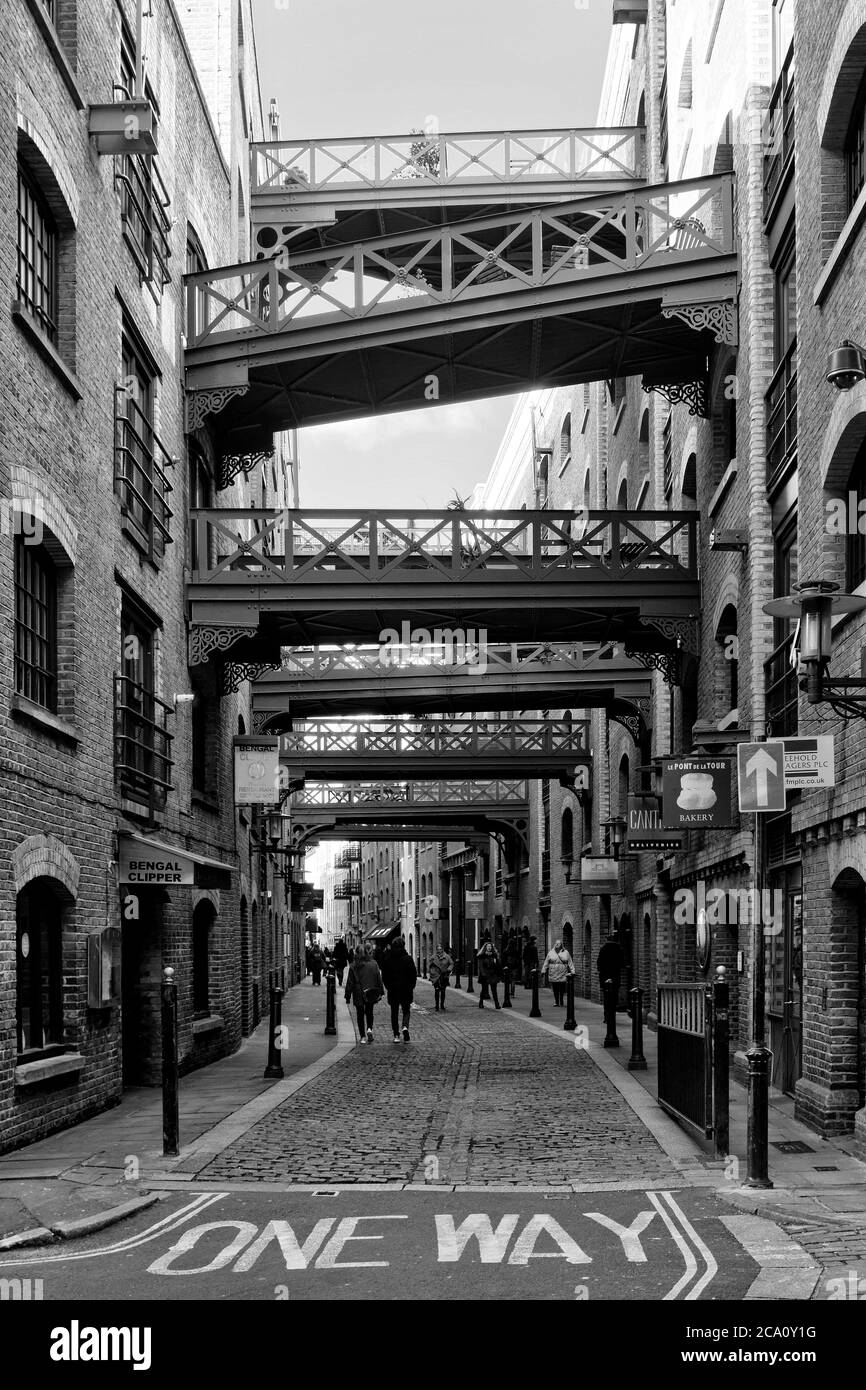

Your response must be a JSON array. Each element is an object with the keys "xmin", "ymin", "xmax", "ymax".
[{"xmin": 763, "ymin": 581, "xmax": 866, "ymax": 719}]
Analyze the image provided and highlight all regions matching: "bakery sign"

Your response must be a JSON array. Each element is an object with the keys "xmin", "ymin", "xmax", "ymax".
[{"xmin": 661, "ymin": 757, "xmax": 734, "ymax": 829}]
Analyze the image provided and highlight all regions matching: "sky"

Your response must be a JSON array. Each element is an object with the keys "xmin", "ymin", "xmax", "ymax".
[{"xmin": 251, "ymin": 0, "xmax": 613, "ymax": 507}]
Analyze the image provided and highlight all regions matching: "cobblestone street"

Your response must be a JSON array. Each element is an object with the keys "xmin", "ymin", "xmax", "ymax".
[{"xmin": 200, "ymin": 986, "xmax": 679, "ymax": 1187}]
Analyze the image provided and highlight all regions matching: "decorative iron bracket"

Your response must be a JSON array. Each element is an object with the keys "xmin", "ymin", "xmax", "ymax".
[
  {"xmin": 185, "ymin": 384, "xmax": 249, "ymax": 434},
  {"xmin": 637, "ymin": 615, "xmax": 700, "ymax": 659},
  {"xmin": 220, "ymin": 661, "xmax": 282, "ymax": 696},
  {"xmin": 660, "ymin": 298, "xmax": 738, "ymax": 347},
  {"xmin": 641, "ymin": 377, "xmax": 710, "ymax": 418},
  {"xmin": 608, "ymin": 702, "xmax": 650, "ymax": 746},
  {"xmin": 217, "ymin": 449, "xmax": 275, "ymax": 492},
  {"xmin": 625, "ymin": 646, "xmax": 681, "ymax": 687},
  {"xmin": 188, "ymin": 625, "xmax": 258, "ymax": 666}
]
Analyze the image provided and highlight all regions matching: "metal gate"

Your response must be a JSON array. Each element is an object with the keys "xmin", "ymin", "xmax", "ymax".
[{"xmin": 657, "ymin": 983, "xmax": 713, "ymax": 1139}]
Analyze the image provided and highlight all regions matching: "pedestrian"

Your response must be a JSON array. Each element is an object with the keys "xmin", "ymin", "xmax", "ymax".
[
  {"xmin": 344, "ymin": 945, "xmax": 385, "ymax": 1045},
  {"xmin": 381, "ymin": 936, "xmax": 418, "ymax": 1043},
  {"xmin": 333, "ymin": 936, "xmax": 349, "ymax": 987},
  {"xmin": 310, "ymin": 943, "xmax": 323, "ymax": 986},
  {"xmin": 506, "ymin": 932, "xmax": 521, "ymax": 985},
  {"xmin": 522, "ymin": 933, "xmax": 539, "ymax": 988},
  {"xmin": 476, "ymin": 931, "xmax": 502, "ymax": 1009},
  {"xmin": 596, "ymin": 933, "xmax": 624, "ymax": 1007},
  {"xmin": 428, "ymin": 942, "xmax": 453, "ymax": 1011},
  {"xmin": 542, "ymin": 939, "xmax": 575, "ymax": 1006}
]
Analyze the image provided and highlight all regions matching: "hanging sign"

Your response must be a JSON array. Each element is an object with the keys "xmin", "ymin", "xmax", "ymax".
[
  {"xmin": 580, "ymin": 856, "xmax": 620, "ymax": 895},
  {"xmin": 662, "ymin": 757, "xmax": 734, "ymax": 828},
  {"xmin": 782, "ymin": 736, "xmax": 835, "ymax": 790},
  {"xmin": 464, "ymin": 889, "xmax": 485, "ymax": 917},
  {"xmin": 118, "ymin": 842, "xmax": 195, "ymax": 885},
  {"xmin": 234, "ymin": 737, "xmax": 281, "ymax": 805},
  {"xmin": 626, "ymin": 794, "xmax": 685, "ymax": 850}
]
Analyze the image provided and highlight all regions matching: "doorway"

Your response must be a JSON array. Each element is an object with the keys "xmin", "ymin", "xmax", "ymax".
[{"xmin": 765, "ymin": 866, "xmax": 803, "ymax": 1095}]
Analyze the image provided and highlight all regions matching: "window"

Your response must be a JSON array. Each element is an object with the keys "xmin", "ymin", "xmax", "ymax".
[
  {"xmin": 17, "ymin": 881, "xmax": 64, "ymax": 1057},
  {"xmin": 845, "ymin": 71, "xmax": 866, "ymax": 212},
  {"xmin": 116, "ymin": 597, "xmax": 173, "ymax": 808},
  {"xmin": 716, "ymin": 605, "xmax": 739, "ymax": 714},
  {"xmin": 193, "ymin": 902, "xmax": 213, "ymax": 1016},
  {"xmin": 765, "ymin": 518, "xmax": 799, "ymax": 736},
  {"xmin": 658, "ymin": 64, "xmax": 669, "ymax": 178},
  {"xmin": 846, "ymin": 441, "xmax": 866, "ymax": 591},
  {"xmin": 771, "ymin": 0, "xmax": 794, "ymax": 79},
  {"xmin": 561, "ymin": 807, "xmax": 574, "ymax": 863},
  {"xmin": 116, "ymin": 322, "xmax": 174, "ymax": 559},
  {"xmin": 662, "ymin": 413, "xmax": 674, "ymax": 501},
  {"xmin": 773, "ymin": 234, "xmax": 797, "ymax": 362},
  {"xmin": 559, "ymin": 413, "xmax": 572, "ymax": 470},
  {"xmin": 15, "ymin": 536, "xmax": 58, "ymax": 711},
  {"xmin": 188, "ymin": 446, "xmax": 213, "ymax": 571},
  {"xmin": 17, "ymin": 163, "xmax": 57, "ymax": 343},
  {"xmin": 116, "ymin": 30, "xmax": 171, "ymax": 289},
  {"xmin": 767, "ymin": 232, "xmax": 797, "ymax": 483},
  {"xmin": 186, "ymin": 227, "xmax": 208, "ymax": 342}
]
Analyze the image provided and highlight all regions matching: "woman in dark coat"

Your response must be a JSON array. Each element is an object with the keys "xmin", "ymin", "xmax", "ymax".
[
  {"xmin": 344, "ymin": 946, "xmax": 385, "ymax": 1044},
  {"xmin": 381, "ymin": 937, "xmax": 418, "ymax": 1043}
]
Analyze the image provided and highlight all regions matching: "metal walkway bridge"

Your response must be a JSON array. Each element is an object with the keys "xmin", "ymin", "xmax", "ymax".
[
  {"xmin": 185, "ymin": 173, "xmax": 737, "ymax": 443},
  {"xmin": 251, "ymin": 641, "xmax": 652, "ymax": 728},
  {"xmin": 187, "ymin": 508, "xmax": 699, "ymax": 663},
  {"xmin": 277, "ymin": 717, "xmax": 590, "ymax": 780}
]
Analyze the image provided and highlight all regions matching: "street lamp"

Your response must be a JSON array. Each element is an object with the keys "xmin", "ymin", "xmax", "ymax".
[
  {"xmin": 602, "ymin": 815, "xmax": 627, "ymax": 861},
  {"xmin": 763, "ymin": 580, "xmax": 866, "ymax": 719},
  {"xmin": 827, "ymin": 340, "xmax": 866, "ymax": 391}
]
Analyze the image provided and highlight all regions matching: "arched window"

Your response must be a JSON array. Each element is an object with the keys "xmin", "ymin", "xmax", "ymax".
[
  {"xmin": 846, "ymin": 69, "xmax": 866, "ymax": 210},
  {"xmin": 681, "ymin": 454, "xmax": 697, "ymax": 506},
  {"xmin": 193, "ymin": 900, "xmax": 215, "ymax": 1017},
  {"xmin": 716, "ymin": 604, "xmax": 739, "ymax": 716},
  {"xmin": 560, "ymin": 413, "xmax": 572, "ymax": 470},
  {"xmin": 561, "ymin": 806, "xmax": 574, "ymax": 864},
  {"xmin": 616, "ymin": 476, "xmax": 628, "ymax": 510},
  {"xmin": 14, "ymin": 535, "xmax": 58, "ymax": 711},
  {"xmin": 618, "ymin": 755, "xmax": 630, "ymax": 819},
  {"xmin": 17, "ymin": 880, "xmax": 64, "ymax": 1057},
  {"xmin": 408, "ymin": 878, "xmax": 413, "ymax": 900}
]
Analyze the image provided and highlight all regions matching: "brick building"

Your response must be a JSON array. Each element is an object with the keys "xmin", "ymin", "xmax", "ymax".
[{"xmin": 1, "ymin": 0, "xmax": 291, "ymax": 1154}]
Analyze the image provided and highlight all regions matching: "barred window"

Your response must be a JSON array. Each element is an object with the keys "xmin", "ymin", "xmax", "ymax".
[
  {"xmin": 17, "ymin": 882, "xmax": 64, "ymax": 1057},
  {"xmin": 15, "ymin": 536, "xmax": 58, "ymax": 711},
  {"xmin": 17, "ymin": 163, "xmax": 57, "ymax": 343}
]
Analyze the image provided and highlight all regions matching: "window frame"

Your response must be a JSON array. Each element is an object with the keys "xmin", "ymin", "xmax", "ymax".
[
  {"xmin": 14, "ymin": 534, "xmax": 59, "ymax": 712},
  {"xmin": 16, "ymin": 882, "xmax": 64, "ymax": 1061},
  {"xmin": 17, "ymin": 160, "xmax": 58, "ymax": 344},
  {"xmin": 845, "ymin": 70, "xmax": 866, "ymax": 214}
]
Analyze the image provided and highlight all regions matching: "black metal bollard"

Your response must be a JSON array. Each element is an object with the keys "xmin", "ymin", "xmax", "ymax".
[
  {"xmin": 324, "ymin": 967, "xmax": 337, "ymax": 1037},
  {"xmin": 161, "ymin": 966, "xmax": 180, "ymax": 1157},
  {"xmin": 466, "ymin": 952, "xmax": 475, "ymax": 995},
  {"xmin": 264, "ymin": 986, "xmax": 285, "ymax": 1078},
  {"xmin": 602, "ymin": 978, "xmax": 620, "ymax": 1048},
  {"xmin": 502, "ymin": 964, "xmax": 512, "ymax": 1008},
  {"xmin": 713, "ymin": 966, "xmax": 730, "ymax": 1160},
  {"xmin": 627, "ymin": 987, "xmax": 646, "ymax": 1069},
  {"xmin": 530, "ymin": 967, "xmax": 541, "ymax": 1018},
  {"xmin": 563, "ymin": 973, "xmax": 576, "ymax": 1031}
]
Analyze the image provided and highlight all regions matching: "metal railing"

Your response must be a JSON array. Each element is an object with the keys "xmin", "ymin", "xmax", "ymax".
[
  {"xmin": 764, "ymin": 46, "xmax": 795, "ymax": 217},
  {"xmin": 292, "ymin": 778, "xmax": 530, "ymax": 809},
  {"xmin": 114, "ymin": 390, "xmax": 175, "ymax": 559},
  {"xmin": 114, "ymin": 675, "xmax": 174, "ymax": 808},
  {"xmin": 250, "ymin": 127, "xmax": 646, "ymax": 196},
  {"xmin": 333, "ymin": 876, "xmax": 362, "ymax": 899},
  {"xmin": 657, "ymin": 983, "xmax": 712, "ymax": 1138},
  {"xmin": 278, "ymin": 717, "xmax": 589, "ymax": 760},
  {"xmin": 115, "ymin": 146, "xmax": 172, "ymax": 288},
  {"xmin": 765, "ymin": 338, "xmax": 797, "ymax": 486},
  {"xmin": 263, "ymin": 639, "xmax": 640, "ymax": 680},
  {"xmin": 185, "ymin": 175, "xmax": 735, "ymax": 350},
  {"xmin": 188, "ymin": 508, "xmax": 699, "ymax": 585}
]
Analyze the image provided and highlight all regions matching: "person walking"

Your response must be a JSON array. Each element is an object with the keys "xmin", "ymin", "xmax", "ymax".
[
  {"xmin": 522, "ymin": 934, "xmax": 539, "ymax": 988},
  {"xmin": 381, "ymin": 936, "xmax": 418, "ymax": 1043},
  {"xmin": 428, "ymin": 943, "xmax": 453, "ymax": 1011},
  {"xmin": 476, "ymin": 931, "xmax": 502, "ymax": 1009},
  {"xmin": 310, "ymin": 943, "xmax": 323, "ymax": 986},
  {"xmin": 542, "ymin": 939, "xmax": 575, "ymax": 1006},
  {"xmin": 344, "ymin": 945, "xmax": 384, "ymax": 1044},
  {"xmin": 333, "ymin": 936, "xmax": 349, "ymax": 987},
  {"xmin": 596, "ymin": 933, "xmax": 624, "ymax": 1007}
]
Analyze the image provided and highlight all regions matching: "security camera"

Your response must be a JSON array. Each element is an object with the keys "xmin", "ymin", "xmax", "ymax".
[{"xmin": 827, "ymin": 340, "xmax": 866, "ymax": 391}]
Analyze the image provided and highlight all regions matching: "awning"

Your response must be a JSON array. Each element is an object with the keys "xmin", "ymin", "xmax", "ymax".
[
  {"xmin": 364, "ymin": 923, "xmax": 402, "ymax": 943},
  {"xmin": 118, "ymin": 833, "xmax": 234, "ymax": 888}
]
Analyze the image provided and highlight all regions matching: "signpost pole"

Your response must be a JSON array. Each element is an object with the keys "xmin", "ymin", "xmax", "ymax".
[
  {"xmin": 161, "ymin": 967, "xmax": 180, "ymax": 1157},
  {"xmin": 746, "ymin": 805, "xmax": 773, "ymax": 1188}
]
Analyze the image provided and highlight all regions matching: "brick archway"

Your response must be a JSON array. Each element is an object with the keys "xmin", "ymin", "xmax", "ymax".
[{"xmin": 12, "ymin": 835, "xmax": 80, "ymax": 900}]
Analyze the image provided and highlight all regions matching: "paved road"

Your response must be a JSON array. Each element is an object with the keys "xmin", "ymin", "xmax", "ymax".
[
  {"xmin": 199, "ymin": 989, "xmax": 677, "ymax": 1187},
  {"xmin": 0, "ymin": 1187, "xmax": 760, "ymax": 1301}
]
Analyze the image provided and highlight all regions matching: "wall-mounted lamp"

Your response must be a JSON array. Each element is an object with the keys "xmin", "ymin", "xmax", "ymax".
[
  {"xmin": 602, "ymin": 815, "xmax": 627, "ymax": 861},
  {"xmin": 764, "ymin": 579, "xmax": 866, "ymax": 719}
]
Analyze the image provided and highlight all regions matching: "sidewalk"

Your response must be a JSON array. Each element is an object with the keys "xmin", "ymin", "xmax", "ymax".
[
  {"xmin": 0, "ymin": 978, "xmax": 345, "ymax": 1249},
  {"xmin": 438, "ymin": 971, "xmax": 866, "ymax": 1236}
]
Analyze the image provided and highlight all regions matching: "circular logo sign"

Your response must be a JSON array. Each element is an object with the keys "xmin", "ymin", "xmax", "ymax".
[{"xmin": 20, "ymin": 931, "xmax": 30, "ymax": 959}]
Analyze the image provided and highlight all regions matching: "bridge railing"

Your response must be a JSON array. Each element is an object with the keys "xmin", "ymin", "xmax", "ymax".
[
  {"xmin": 291, "ymin": 778, "xmax": 530, "ymax": 808},
  {"xmin": 261, "ymin": 640, "xmax": 635, "ymax": 680},
  {"xmin": 185, "ymin": 175, "xmax": 734, "ymax": 350},
  {"xmin": 188, "ymin": 509, "xmax": 698, "ymax": 584},
  {"xmin": 251, "ymin": 128, "xmax": 646, "ymax": 196},
  {"xmin": 278, "ymin": 718, "xmax": 589, "ymax": 759}
]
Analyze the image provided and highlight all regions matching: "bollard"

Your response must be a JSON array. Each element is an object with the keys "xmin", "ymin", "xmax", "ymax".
[
  {"xmin": 627, "ymin": 987, "xmax": 646, "ymax": 1069},
  {"xmin": 502, "ymin": 964, "xmax": 512, "ymax": 1008},
  {"xmin": 466, "ymin": 952, "xmax": 475, "ymax": 995},
  {"xmin": 529, "ymin": 967, "xmax": 541, "ymax": 1018},
  {"xmin": 324, "ymin": 967, "xmax": 337, "ymax": 1037},
  {"xmin": 563, "ymin": 973, "xmax": 576, "ymax": 1031},
  {"xmin": 161, "ymin": 967, "xmax": 180, "ymax": 1157},
  {"xmin": 602, "ymin": 978, "xmax": 620, "ymax": 1048},
  {"xmin": 713, "ymin": 966, "xmax": 730, "ymax": 1160},
  {"xmin": 264, "ymin": 986, "xmax": 285, "ymax": 1078}
]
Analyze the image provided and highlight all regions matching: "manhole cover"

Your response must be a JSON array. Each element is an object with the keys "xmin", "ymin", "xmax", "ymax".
[{"xmin": 771, "ymin": 1140, "xmax": 815, "ymax": 1154}]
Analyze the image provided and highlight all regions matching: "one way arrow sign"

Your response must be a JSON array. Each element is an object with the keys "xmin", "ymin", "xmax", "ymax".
[{"xmin": 737, "ymin": 741, "xmax": 787, "ymax": 813}]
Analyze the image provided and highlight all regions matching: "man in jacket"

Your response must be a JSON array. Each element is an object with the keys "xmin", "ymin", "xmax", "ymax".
[
  {"xmin": 596, "ymin": 934, "xmax": 624, "ymax": 1004},
  {"xmin": 333, "ymin": 936, "xmax": 349, "ymax": 986},
  {"xmin": 381, "ymin": 936, "xmax": 418, "ymax": 1043}
]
